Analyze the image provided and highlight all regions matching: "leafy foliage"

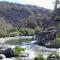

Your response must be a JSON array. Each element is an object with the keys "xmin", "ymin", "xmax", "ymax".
[
  {"xmin": 13, "ymin": 46, "xmax": 24, "ymax": 56},
  {"xmin": 7, "ymin": 27, "xmax": 18, "ymax": 33},
  {"xmin": 35, "ymin": 27, "xmax": 42, "ymax": 34},
  {"xmin": 34, "ymin": 55, "xmax": 46, "ymax": 60},
  {"xmin": 56, "ymin": 32, "xmax": 60, "ymax": 38},
  {"xmin": 9, "ymin": 32, "xmax": 19, "ymax": 37},
  {"xmin": 18, "ymin": 28, "xmax": 35, "ymax": 36},
  {"xmin": 55, "ymin": 38, "xmax": 60, "ymax": 45}
]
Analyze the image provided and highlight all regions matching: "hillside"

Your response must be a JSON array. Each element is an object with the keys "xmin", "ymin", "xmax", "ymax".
[{"xmin": 0, "ymin": 1, "xmax": 53, "ymax": 29}]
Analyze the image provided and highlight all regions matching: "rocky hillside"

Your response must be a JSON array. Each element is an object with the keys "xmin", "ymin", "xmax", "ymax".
[{"xmin": 0, "ymin": 1, "xmax": 53, "ymax": 29}]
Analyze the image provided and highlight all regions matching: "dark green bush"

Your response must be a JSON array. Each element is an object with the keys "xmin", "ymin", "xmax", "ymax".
[
  {"xmin": 35, "ymin": 27, "xmax": 42, "ymax": 34},
  {"xmin": 55, "ymin": 38, "xmax": 60, "ymax": 45},
  {"xmin": 34, "ymin": 55, "xmax": 46, "ymax": 60},
  {"xmin": 18, "ymin": 28, "xmax": 26, "ymax": 35},
  {"xmin": 19, "ymin": 28, "xmax": 35, "ymax": 36},
  {"xmin": 56, "ymin": 32, "xmax": 60, "ymax": 38},
  {"xmin": 25, "ymin": 28, "xmax": 35, "ymax": 36},
  {"xmin": 13, "ymin": 46, "xmax": 24, "ymax": 56}
]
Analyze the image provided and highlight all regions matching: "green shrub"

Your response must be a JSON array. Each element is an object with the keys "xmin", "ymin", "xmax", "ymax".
[
  {"xmin": 0, "ymin": 32, "xmax": 9, "ymax": 38},
  {"xmin": 56, "ymin": 32, "xmax": 60, "ymax": 38},
  {"xmin": 25, "ymin": 28, "xmax": 35, "ymax": 36},
  {"xmin": 18, "ymin": 28, "xmax": 35, "ymax": 36},
  {"xmin": 54, "ymin": 16, "xmax": 60, "ymax": 21},
  {"xmin": 7, "ymin": 27, "xmax": 18, "ymax": 33},
  {"xmin": 35, "ymin": 27, "xmax": 42, "ymax": 34},
  {"xmin": 0, "ymin": 33, "xmax": 5, "ymax": 37},
  {"xmin": 9, "ymin": 32, "xmax": 19, "ymax": 37},
  {"xmin": 34, "ymin": 55, "xmax": 46, "ymax": 60},
  {"xmin": 13, "ymin": 46, "xmax": 24, "ymax": 56},
  {"xmin": 18, "ymin": 28, "xmax": 26, "ymax": 35},
  {"xmin": 55, "ymin": 38, "xmax": 60, "ymax": 45}
]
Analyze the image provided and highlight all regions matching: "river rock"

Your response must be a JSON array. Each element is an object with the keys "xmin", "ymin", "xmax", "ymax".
[
  {"xmin": 35, "ymin": 29, "xmax": 57, "ymax": 46},
  {"xmin": 3, "ymin": 48, "xmax": 14, "ymax": 58},
  {"xmin": 0, "ymin": 54, "xmax": 6, "ymax": 60}
]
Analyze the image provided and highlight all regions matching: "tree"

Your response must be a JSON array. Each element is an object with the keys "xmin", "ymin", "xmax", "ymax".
[
  {"xmin": 53, "ymin": 0, "xmax": 60, "ymax": 45},
  {"xmin": 54, "ymin": 0, "xmax": 59, "ymax": 11},
  {"xmin": 52, "ymin": 0, "xmax": 60, "ymax": 18}
]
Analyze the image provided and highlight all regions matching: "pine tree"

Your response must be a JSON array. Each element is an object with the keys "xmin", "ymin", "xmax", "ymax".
[{"xmin": 54, "ymin": 0, "xmax": 60, "ymax": 45}]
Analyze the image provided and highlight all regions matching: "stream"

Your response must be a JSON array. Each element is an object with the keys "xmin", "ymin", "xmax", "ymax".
[{"xmin": 0, "ymin": 37, "xmax": 60, "ymax": 60}]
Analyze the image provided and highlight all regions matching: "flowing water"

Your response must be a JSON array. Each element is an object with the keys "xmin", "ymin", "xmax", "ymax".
[{"xmin": 0, "ymin": 37, "xmax": 60, "ymax": 60}]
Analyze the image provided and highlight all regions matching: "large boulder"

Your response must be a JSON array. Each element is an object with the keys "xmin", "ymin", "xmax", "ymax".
[
  {"xmin": 2, "ymin": 48, "xmax": 14, "ymax": 58},
  {"xmin": 35, "ymin": 29, "xmax": 57, "ymax": 46}
]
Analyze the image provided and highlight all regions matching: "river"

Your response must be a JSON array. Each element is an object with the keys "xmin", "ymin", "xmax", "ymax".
[{"xmin": 0, "ymin": 37, "xmax": 60, "ymax": 60}]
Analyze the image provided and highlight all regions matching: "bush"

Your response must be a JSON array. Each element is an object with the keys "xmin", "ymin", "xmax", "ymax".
[
  {"xmin": 56, "ymin": 32, "xmax": 60, "ymax": 38},
  {"xmin": 54, "ymin": 16, "xmax": 60, "ymax": 22},
  {"xmin": 0, "ymin": 32, "xmax": 9, "ymax": 38},
  {"xmin": 35, "ymin": 27, "xmax": 42, "ymax": 34},
  {"xmin": 7, "ymin": 27, "xmax": 18, "ymax": 33},
  {"xmin": 25, "ymin": 28, "xmax": 35, "ymax": 36},
  {"xmin": 19, "ymin": 28, "xmax": 35, "ymax": 36},
  {"xmin": 0, "ymin": 33, "xmax": 5, "ymax": 38},
  {"xmin": 34, "ymin": 55, "xmax": 46, "ymax": 60},
  {"xmin": 9, "ymin": 32, "xmax": 19, "ymax": 37},
  {"xmin": 55, "ymin": 38, "xmax": 60, "ymax": 45},
  {"xmin": 13, "ymin": 46, "xmax": 24, "ymax": 56}
]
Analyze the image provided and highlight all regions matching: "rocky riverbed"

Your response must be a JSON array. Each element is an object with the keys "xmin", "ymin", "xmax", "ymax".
[
  {"xmin": 0, "ymin": 37, "xmax": 60, "ymax": 60},
  {"xmin": 0, "ymin": 44, "xmax": 60, "ymax": 60}
]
